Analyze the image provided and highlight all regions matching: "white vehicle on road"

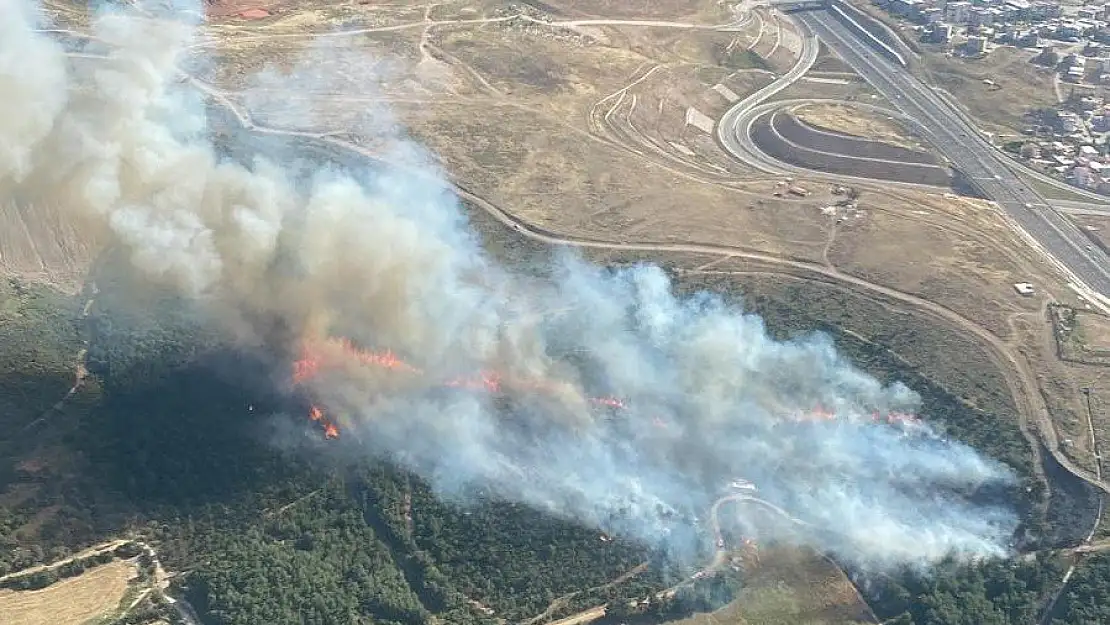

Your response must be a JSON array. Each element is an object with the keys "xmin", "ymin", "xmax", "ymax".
[{"xmin": 728, "ymin": 478, "xmax": 757, "ymax": 491}]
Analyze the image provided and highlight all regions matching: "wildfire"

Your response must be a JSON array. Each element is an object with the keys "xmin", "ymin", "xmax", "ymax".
[
  {"xmin": 291, "ymin": 336, "xmax": 922, "ymax": 441},
  {"xmin": 790, "ymin": 404, "xmax": 922, "ymax": 428},
  {"xmin": 445, "ymin": 370, "xmax": 503, "ymax": 393},
  {"xmin": 291, "ymin": 336, "xmax": 631, "ymax": 440},
  {"xmin": 308, "ymin": 404, "xmax": 340, "ymax": 439},
  {"xmin": 591, "ymin": 396, "xmax": 626, "ymax": 409},
  {"xmin": 292, "ymin": 356, "xmax": 320, "ymax": 385}
]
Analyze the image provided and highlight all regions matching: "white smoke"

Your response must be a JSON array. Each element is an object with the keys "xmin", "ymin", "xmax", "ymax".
[{"xmin": 0, "ymin": 0, "xmax": 1019, "ymax": 571}]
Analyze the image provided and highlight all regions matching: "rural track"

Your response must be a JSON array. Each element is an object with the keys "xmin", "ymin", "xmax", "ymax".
[
  {"xmin": 533, "ymin": 491, "xmax": 813, "ymax": 625},
  {"xmin": 521, "ymin": 562, "xmax": 650, "ymax": 625},
  {"xmin": 185, "ymin": 13, "xmax": 747, "ymax": 51},
  {"xmin": 716, "ymin": 10, "xmax": 1110, "ymax": 493},
  {"xmin": 18, "ymin": 284, "xmax": 97, "ymax": 433},
  {"xmin": 0, "ymin": 538, "xmax": 201, "ymax": 625},
  {"xmin": 33, "ymin": 9, "xmax": 1110, "ymax": 624},
  {"xmin": 184, "ymin": 40, "xmax": 1110, "ymax": 500}
]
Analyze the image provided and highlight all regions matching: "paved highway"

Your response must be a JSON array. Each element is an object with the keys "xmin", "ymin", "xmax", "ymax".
[
  {"xmin": 721, "ymin": 95, "xmax": 948, "ymax": 190},
  {"xmin": 795, "ymin": 9, "xmax": 1110, "ymax": 300},
  {"xmin": 716, "ymin": 30, "xmax": 820, "ymax": 159}
]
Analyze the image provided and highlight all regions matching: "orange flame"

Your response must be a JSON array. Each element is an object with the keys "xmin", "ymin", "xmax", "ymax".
[
  {"xmin": 591, "ymin": 396, "xmax": 626, "ymax": 409},
  {"xmin": 292, "ymin": 335, "xmax": 638, "ymax": 440},
  {"xmin": 292, "ymin": 353, "xmax": 320, "ymax": 385},
  {"xmin": 307, "ymin": 404, "xmax": 339, "ymax": 439},
  {"xmin": 295, "ymin": 336, "xmax": 925, "ymax": 441}
]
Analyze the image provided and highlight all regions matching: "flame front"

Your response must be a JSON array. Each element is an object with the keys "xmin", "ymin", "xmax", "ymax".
[
  {"xmin": 290, "ymin": 336, "xmax": 921, "ymax": 440},
  {"xmin": 290, "ymin": 336, "xmax": 631, "ymax": 440}
]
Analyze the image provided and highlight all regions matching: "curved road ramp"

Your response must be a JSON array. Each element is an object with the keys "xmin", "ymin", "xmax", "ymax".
[{"xmin": 751, "ymin": 110, "xmax": 954, "ymax": 187}]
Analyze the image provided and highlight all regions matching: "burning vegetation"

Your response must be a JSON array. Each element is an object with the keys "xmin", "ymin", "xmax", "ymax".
[
  {"xmin": 289, "ymin": 336, "xmax": 628, "ymax": 440},
  {"xmin": 290, "ymin": 336, "xmax": 923, "ymax": 442}
]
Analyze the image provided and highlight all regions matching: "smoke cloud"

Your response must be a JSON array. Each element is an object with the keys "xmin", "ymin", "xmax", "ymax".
[{"xmin": 2, "ymin": 0, "xmax": 1018, "ymax": 571}]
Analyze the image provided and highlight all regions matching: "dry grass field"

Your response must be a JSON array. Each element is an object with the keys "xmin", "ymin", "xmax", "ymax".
[
  {"xmin": 1070, "ymin": 214, "xmax": 1110, "ymax": 251},
  {"xmin": 668, "ymin": 547, "xmax": 876, "ymax": 625},
  {"xmin": 0, "ymin": 200, "xmax": 101, "ymax": 293},
  {"xmin": 920, "ymin": 46, "xmax": 1058, "ymax": 139},
  {"xmin": 0, "ymin": 560, "xmax": 136, "ymax": 625},
  {"xmin": 792, "ymin": 102, "xmax": 922, "ymax": 150}
]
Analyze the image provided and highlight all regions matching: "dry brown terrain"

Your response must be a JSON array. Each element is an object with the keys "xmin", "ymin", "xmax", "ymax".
[
  {"xmin": 0, "ymin": 560, "xmax": 136, "ymax": 625},
  {"xmin": 920, "ymin": 46, "xmax": 1057, "ymax": 139},
  {"xmin": 14, "ymin": 4, "xmax": 1110, "ymax": 619},
  {"xmin": 21, "ymin": 0, "xmax": 1107, "ymax": 497},
  {"xmin": 1070, "ymin": 214, "xmax": 1110, "ymax": 251},
  {"xmin": 1073, "ymin": 312, "xmax": 1110, "ymax": 353},
  {"xmin": 0, "ymin": 200, "xmax": 100, "ymax": 293},
  {"xmin": 792, "ymin": 102, "xmax": 922, "ymax": 150}
]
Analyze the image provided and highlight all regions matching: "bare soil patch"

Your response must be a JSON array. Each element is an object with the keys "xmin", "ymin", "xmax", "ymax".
[
  {"xmin": 811, "ymin": 42, "xmax": 853, "ymax": 73},
  {"xmin": 532, "ymin": 0, "xmax": 721, "ymax": 20},
  {"xmin": 1052, "ymin": 305, "xmax": 1110, "ymax": 365},
  {"xmin": 772, "ymin": 76, "xmax": 880, "ymax": 104},
  {"xmin": 1076, "ymin": 313, "xmax": 1110, "ymax": 353},
  {"xmin": 206, "ymin": 0, "xmax": 284, "ymax": 19},
  {"xmin": 403, "ymin": 103, "xmax": 833, "ymax": 260},
  {"xmin": 792, "ymin": 102, "xmax": 922, "ymax": 150}
]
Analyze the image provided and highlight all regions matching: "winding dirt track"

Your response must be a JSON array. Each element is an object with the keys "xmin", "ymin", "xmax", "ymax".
[
  {"xmin": 32, "ymin": 8, "xmax": 1110, "ymax": 625},
  {"xmin": 178, "ymin": 23, "xmax": 1109, "ymax": 503}
]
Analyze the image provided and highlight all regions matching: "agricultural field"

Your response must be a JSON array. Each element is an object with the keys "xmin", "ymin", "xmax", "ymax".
[{"xmin": 0, "ymin": 560, "xmax": 136, "ymax": 625}]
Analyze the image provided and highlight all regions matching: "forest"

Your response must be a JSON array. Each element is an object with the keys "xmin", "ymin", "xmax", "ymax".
[{"xmin": 1, "ymin": 246, "xmax": 1110, "ymax": 625}]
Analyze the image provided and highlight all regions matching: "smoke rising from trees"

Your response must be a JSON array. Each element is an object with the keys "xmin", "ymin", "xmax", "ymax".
[{"xmin": 0, "ymin": 0, "xmax": 1019, "ymax": 571}]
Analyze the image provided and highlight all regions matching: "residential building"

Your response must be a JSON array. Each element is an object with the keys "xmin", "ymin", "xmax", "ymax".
[{"xmin": 945, "ymin": 1, "xmax": 971, "ymax": 22}]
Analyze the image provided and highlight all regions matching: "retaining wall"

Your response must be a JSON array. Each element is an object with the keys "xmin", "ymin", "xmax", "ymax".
[{"xmin": 779, "ymin": 112, "xmax": 938, "ymax": 164}]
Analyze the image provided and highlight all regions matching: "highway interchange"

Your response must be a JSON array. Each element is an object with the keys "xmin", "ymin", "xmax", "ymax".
[
  {"xmin": 24, "ymin": 6, "xmax": 1110, "ymax": 624},
  {"xmin": 717, "ymin": 5, "xmax": 1110, "ymax": 304}
]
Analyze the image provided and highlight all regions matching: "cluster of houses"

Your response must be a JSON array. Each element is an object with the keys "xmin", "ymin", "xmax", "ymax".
[
  {"xmin": 882, "ymin": 0, "xmax": 1063, "ymax": 31},
  {"xmin": 1015, "ymin": 95, "xmax": 1110, "ymax": 193},
  {"xmin": 876, "ymin": 0, "xmax": 1110, "ymax": 56},
  {"xmin": 1051, "ymin": 45, "xmax": 1110, "ymax": 83}
]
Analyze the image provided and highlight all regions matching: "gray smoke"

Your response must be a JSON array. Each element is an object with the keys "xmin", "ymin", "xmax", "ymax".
[{"xmin": 1, "ymin": 0, "xmax": 1019, "ymax": 571}]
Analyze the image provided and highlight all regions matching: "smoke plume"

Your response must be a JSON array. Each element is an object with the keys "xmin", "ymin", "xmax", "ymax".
[{"xmin": 1, "ymin": 0, "xmax": 1019, "ymax": 571}]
